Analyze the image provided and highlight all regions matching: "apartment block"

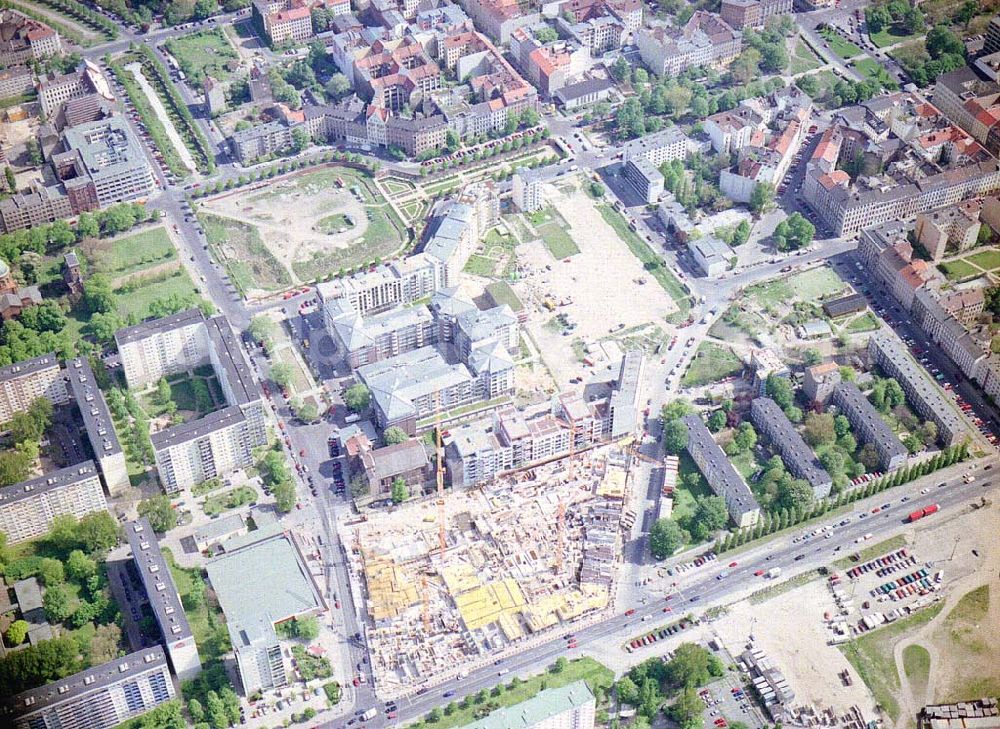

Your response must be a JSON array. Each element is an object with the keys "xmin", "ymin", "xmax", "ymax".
[
  {"xmin": 37, "ymin": 59, "xmax": 114, "ymax": 121},
  {"xmin": 316, "ymin": 254, "xmax": 443, "ymax": 317},
  {"xmin": 621, "ymin": 126, "xmax": 691, "ymax": 167},
  {"xmin": 914, "ymin": 199, "xmax": 982, "ymax": 261},
  {"xmin": 66, "ymin": 357, "xmax": 129, "ymax": 497},
  {"xmin": 831, "ymin": 382, "xmax": 907, "ymax": 472},
  {"xmin": 125, "ymin": 519, "xmax": 202, "ymax": 681},
  {"xmin": 749, "ymin": 397, "xmax": 832, "ymax": 499},
  {"xmin": 0, "ymin": 462, "xmax": 107, "ymax": 545},
  {"xmin": 868, "ymin": 332, "xmax": 967, "ymax": 447},
  {"xmin": 803, "ymin": 361, "xmax": 841, "ymax": 405},
  {"xmin": 932, "ymin": 67, "xmax": 1000, "ymax": 155},
  {"xmin": 460, "ymin": 679, "xmax": 596, "ymax": 729},
  {"xmin": 681, "ymin": 414, "xmax": 760, "ymax": 528},
  {"xmin": 636, "ymin": 12, "xmax": 741, "ymax": 77},
  {"xmin": 347, "ymin": 433, "xmax": 430, "ymax": 498},
  {"xmin": 0, "ymin": 9, "xmax": 61, "ymax": 67},
  {"xmin": 4, "ymin": 647, "xmax": 175, "ymax": 729},
  {"xmin": 116, "ymin": 308, "xmax": 209, "ymax": 390},
  {"xmin": 0, "ymin": 182, "xmax": 74, "ymax": 234},
  {"xmin": 152, "ymin": 407, "xmax": 255, "ymax": 493},
  {"xmin": 252, "ymin": 0, "xmax": 314, "ymax": 45},
  {"xmin": 0, "ymin": 65, "xmax": 33, "ymax": 99},
  {"xmin": 0, "ymin": 353, "xmax": 69, "ymax": 424},
  {"xmin": 719, "ymin": 0, "xmax": 792, "ymax": 30},
  {"xmin": 512, "ymin": 165, "xmax": 544, "ymax": 212},
  {"xmin": 623, "ymin": 156, "xmax": 665, "ymax": 204},
  {"xmin": 326, "ymin": 300, "xmax": 438, "ymax": 368}
]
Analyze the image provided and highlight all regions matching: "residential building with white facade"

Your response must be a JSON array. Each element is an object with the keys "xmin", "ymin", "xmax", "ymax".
[
  {"xmin": 0, "ymin": 353, "xmax": 69, "ymax": 424},
  {"xmin": 0, "ymin": 461, "xmax": 107, "ymax": 544},
  {"xmin": 636, "ymin": 12, "xmax": 741, "ymax": 77}
]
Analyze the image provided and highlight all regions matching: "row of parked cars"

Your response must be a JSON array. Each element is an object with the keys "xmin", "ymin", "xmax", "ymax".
[{"xmin": 624, "ymin": 617, "xmax": 694, "ymax": 652}]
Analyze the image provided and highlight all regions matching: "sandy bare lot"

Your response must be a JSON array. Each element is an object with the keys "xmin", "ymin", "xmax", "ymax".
[
  {"xmin": 201, "ymin": 180, "xmax": 368, "ymax": 272},
  {"xmin": 515, "ymin": 177, "xmax": 678, "ymax": 386}
]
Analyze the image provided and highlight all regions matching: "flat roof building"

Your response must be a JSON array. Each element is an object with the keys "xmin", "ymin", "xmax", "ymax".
[
  {"xmin": 750, "ymin": 397, "xmax": 832, "ymax": 499},
  {"xmin": 831, "ymin": 382, "xmax": 907, "ymax": 472},
  {"xmin": 125, "ymin": 519, "xmax": 202, "ymax": 682},
  {"xmin": 690, "ymin": 235, "xmax": 731, "ymax": 277},
  {"xmin": 0, "ymin": 352, "xmax": 69, "ymax": 424},
  {"xmin": 0, "ymin": 461, "xmax": 106, "ymax": 545},
  {"xmin": 206, "ymin": 525, "xmax": 325, "ymax": 695},
  {"xmin": 66, "ymin": 356, "xmax": 129, "ymax": 496},
  {"xmin": 682, "ymin": 414, "xmax": 760, "ymax": 528},
  {"xmin": 459, "ymin": 679, "xmax": 596, "ymax": 729}
]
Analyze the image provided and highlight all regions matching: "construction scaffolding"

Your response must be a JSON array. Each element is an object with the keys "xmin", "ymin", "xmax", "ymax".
[{"xmin": 344, "ymin": 443, "xmax": 634, "ymax": 695}]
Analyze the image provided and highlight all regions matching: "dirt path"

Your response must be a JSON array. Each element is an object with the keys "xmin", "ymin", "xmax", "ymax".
[{"xmin": 124, "ymin": 62, "xmax": 198, "ymax": 173}]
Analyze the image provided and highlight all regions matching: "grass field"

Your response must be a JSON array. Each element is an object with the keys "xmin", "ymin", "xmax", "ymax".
[
  {"xmin": 163, "ymin": 29, "xmax": 238, "ymax": 85},
  {"xmin": 852, "ymin": 56, "xmax": 885, "ymax": 79},
  {"xmin": 819, "ymin": 27, "xmax": 863, "ymax": 59},
  {"xmin": 596, "ymin": 204, "xmax": 690, "ymax": 314},
  {"xmin": 409, "ymin": 658, "xmax": 613, "ymax": 729},
  {"xmin": 870, "ymin": 25, "xmax": 922, "ymax": 48},
  {"xmin": 97, "ymin": 226, "xmax": 175, "ymax": 277},
  {"xmin": 939, "ymin": 259, "xmax": 982, "ymax": 281},
  {"xmin": 485, "ymin": 281, "xmax": 523, "ymax": 313},
  {"xmin": 791, "ymin": 39, "xmax": 823, "ymax": 74},
  {"xmin": 681, "ymin": 342, "xmax": 743, "ymax": 387},
  {"xmin": 202, "ymin": 212, "xmax": 291, "ymax": 294},
  {"xmin": 291, "ymin": 206, "xmax": 406, "ymax": 281},
  {"xmin": 750, "ymin": 267, "xmax": 847, "ymax": 307},
  {"xmin": 314, "ymin": 213, "xmax": 355, "ymax": 235},
  {"xmin": 840, "ymin": 602, "xmax": 945, "ymax": 720},
  {"xmin": 537, "ymin": 220, "xmax": 580, "ymax": 259},
  {"xmin": 114, "ymin": 268, "xmax": 201, "ymax": 320},
  {"xmin": 846, "ymin": 311, "xmax": 879, "ymax": 333},
  {"xmin": 833, "ymin": 534, "xmax": 907, "ymax": 569},
  {"xmin": 965, "ymin": 248, "xmax": 1000, "ymax": 271},
  {"xmin": 162, "ymin": 548, "xmax": 230, "ymax": 663},
  {"xmin": 902, "ymin": 644, "xmax": 931, "ymax": 698},
  {"xmin": 203, "ymin": 486, "xmax": 257, "ymax": 517}
]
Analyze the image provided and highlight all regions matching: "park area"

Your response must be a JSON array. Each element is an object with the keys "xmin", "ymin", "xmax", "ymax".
[
  {"xmin": 819, "ymin": 27, "xmax": 863, "ymax": 59},
  {"xmin": 198, "ymin": 166, "xmax": 405, "ymax": 291},
  {"xmin": 791, "ymin": 39, "xmax": 823, "ymax": 74},
  {"xmin": 163, "ymin": 29, "xmax": 239, "ymax": 85},
  {"xmin": 681, "ymin": 342, "xmax": 744, "ymax": 388},
  {"xmin": 938, "ymin": 247, "xmax": 1000, "ymax": 282},
  {"xmin": 80, "ymin": 225, "xmax": 176, "ymax": 282}
]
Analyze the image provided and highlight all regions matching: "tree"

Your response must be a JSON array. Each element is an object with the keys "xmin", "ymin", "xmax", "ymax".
[
  {"xmin": 729, "ymin": 47, "xmax": 761, "ymax": 85},
  {"xmin": 273, "ymin": 479, "xmax": 296, "ymax": 513},
  {"xmin": 707, "ymin": 410, "xmax": 726, "ymax": 432},
  {"xmin": 920, "ymin": 420, "xmax": 938, "ymax": 446},
  {"xmin": 0, "ymin": 450, "xmax": 32, "ymax": 486},
  {"xmin": 775, "ymin": 479, "xmax": 815, "ymax": 513},
  {"xmin": 551, "ymin": 656, "xmax": 568, "ymax": 673},
  {"xmin": 391, "ymin": 478, "xmax": 409, "ymax": 504},
  {"xmin": 269, "ymin": 362, "xmax": 294, "ymax": 388},
  {"xmin": 295, "ymin": 615, "xmax": 320, "ymax": 641},
  {"xmin": 76, "ymin": 212, "xmax": 99, "ymax": 240},
  {"xmin": 649, "ymin": 518, "xmax": 686, "ymax": 558},
  {"xmin": 82, "ymin": 273, "xmax": 116, "ymax": 314},
  {"xmin": 662, "ymin": 399, "xmax": 694, "ymax": 423},
  {"xmin": 76, "ymin": 511, "xmax": 118, "ymax": 553},
  {"xmin": 205, "ymin": 690, "xmax": 227, "ymax": 729},
  {"xmin": 803, "ymin": 412, "xmax": 836, "ymax": 446},
  {"xmin": 663, "ymin": 419, "xmax": 689, "ymax": 454},
  {"xmin": 6, "ymin": 619, "xmax": 29, "ymax": 646},
  {"xmin": 188, "ymin": 699, "xmax": 205, "ymax": 723},
  {"xmin": 687, "ymin": 495, "xmax": 729, "ymax": 541},
  {"xmin": 732, "ymin": 421, "xmax": 758, "ymax": 452},
  {"xmin": 733, "ymin": 219, "xmax": 751, "ymax": 246},
  {"xmin": 43, "ymin": 584, "xmax": 73, "ymax": 622},
  {"xmin": 665, "ymin": 642, "xmax": 724, "ymax": 688},
  {"xmin": 85, "ymin": 311, "xmax": 124, "ymax": 343},
  {"xmin": 291, "ymin": 126, "xmax": 310, "ymax": 153},
  {"xmin": 138, "ymin": 494, "xmax": 177, "ymax": 533},
  {"xmin": 765, "ymin": 374, "xmax": 794, "ymax": 409},
  {"xmin": 670, "ymin": 687, "xmax": 705, "ymax": 729},
  {"xmin": 156, "ymin": 377, "xmax": 172, "ymax": 408},
  {"xmin": 324, "ymin": 74, "xmax": 351, "ymax": 101},
  {"xmin": 66, "ymin": 550, "xmax": 97, "ymax": 581},
  {"xmin": 384, "ymin": 426, "xmax": 408, "ymax": 445},
  {"xmin": 610, "ymin": 56, "xmax": 632, "ymax": 83},
  {"xmin": 247, "ymin": 316, "xmax": 276, "ymax": 349},
  {"xmin": 344, "ymin": 383, "xmax": 371, "ymax": 412},
  {"xmin": 858, "ymin": 443, "xmax": 882, "ymax": 471},
  {"xmin": 616, "ymin": 676, "xmax": 640, "ymax": 705},
  {"xmin": 295, "ymin": 402, "xmax": 319, "ymax": 422}
]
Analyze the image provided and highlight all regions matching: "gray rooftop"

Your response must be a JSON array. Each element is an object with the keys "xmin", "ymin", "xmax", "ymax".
[
  {"xmin": 13, "ymin": 577, "xmax": 43, "ymax": 614},
  {"xmin": 0, "ymin": 352, "xmax": 61, "ymax": 384},
  {"xmin": 456, "ymin": 305, "xmax": 515, "ymax": 344},
  {"xmin": 66, "ymin": 356, "xmax": 122, "ymax": 463},
  {"xmin": 114, "ymin": 307, "xmax": 205, "ymax": 347},
  {"xmin": 0, "ymin": 461, "xmax": 100, "ymax": 509},
  {"xmin": 682, "ymin": 414, "xmax": 760, "ymax": 519},
  {"xmin": 204, "ymin": 315, "xmax": 259, "ymax": 407},
  {"xmin": 555, "ymin": 76, "xmax": 614, "ymax": 103},
  {"xmin": 367, "ymin": 439, "xmax": 429, "ymax": 482},
  {"xmin": 3, "ymin": 647, "xmax": 169, "ymax": 719},
  {"xmin": 622, "ymin": 127, "xmax": 689, "ymax": 159},
  {"xmin": 749, "ymin": 397, "xmax": 832, "ymax": 496},
  {"xmin": 358, "ymin": 346, "xmax": 473, "ymax": 422},
  {"xmin": 149, "ymin": 405, "xmax": 247, "ymax": 450},
  {"xmin": 59, "ymin": 116, "xmax": 148, "ymax": 177},
  {"xmin": 832, "ymin": 382, "xmax": 907, "ymax": 462},
  {"xmin": 424, "ymin": 201, "xmax": 473, "ymax": 265},
  {"xmin": 125, "ymin": 518, "xmax": 193, "ymax": 645},
  {"xmin": 206, "ymin": 526, "xmax": 323, "ymax": 653},
  {"xmin": 192, "ymin": 512, "xmax": 246, "ymax": 545}
]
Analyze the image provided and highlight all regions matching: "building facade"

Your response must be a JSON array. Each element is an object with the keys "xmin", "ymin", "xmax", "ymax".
[
  {"xmin": 0, "ymin": 352, "xmax": 69, "ymax": 424},
  {"xmin": 750, "ymin": 397, "xmax": 833, "ymax": 499},
  {"xmin": 831, "ymin": 382, "xmax": 907, "ymax": 472},
  {"xmin": 682, "ymin": 414, "xmax": 760, "ymax": 528},
  {"xmin": 0, "ymin": 461, "xmax": 107, "ymax": 544}
]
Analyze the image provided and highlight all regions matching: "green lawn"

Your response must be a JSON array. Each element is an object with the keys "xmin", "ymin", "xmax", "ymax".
[
  {"xmin": 839, "ymin": 603, "xmax": 945, "ymax": 720},
  {"xmin": 819, "ymin": 27, "xmax": 863, "ymax": 59},
  {"xmin": 681, "ymin": 342, "xmax": 743, "ymax": 387},
  {"xmin": 464, "ymin": 254, "xmax": 498, "ymax": 277},
  {"xmin": 162, "ymin": 548, "xmax": 231, "ymax": 663},
  {"xmin": 409, "ymin": 658, "xmax": 613, "ymax": 729},
  {"xmin": 201, "ymin": 212, "xmax": 291, "ymax": 294},
  {"xmin": 0, "ymin": 92, "xmax": 36, "ymax": 109},
  {"xmin": 485, "ymin": 281, "xmax": 524, "ymax": 313},
  {"xmin": 833, "ymin": 534, "xmax": 907, "ymax": 569},
  {"xmin": 596, "ymin": 204, "xmax": 690, "ymax": 314},
  {"xmin": 102, "ymin": 226, "xmax": 176, "ymax": 277},
  {"xmin": 163, "ymin": 29, "xmax": 238, "ymax": 85},
  {"xmin": 870, "ymin": 25, "xmax": 922, "ymax": 49},
  {"xmin": 965, "ymin": 248, "xmax": 1000, "ymax": 272},
  {"xmin": 537, "ymin": 221, "xmax": 580, "ymax": 258},
  {"xmin": 314, "ymin": 213, "xmax": 355, "ymax": 235},
  {"xmin": 938, "ymin": 259, "xmax": 982, "ymax": 281},
  {"xmin": 791, "ymin": 39, "xmax": 823, "ymax": 74},
  {"xmin": 846, "ymin": 311, "xmax": 879, "ymax": 333},
  {"xmin": 671, "ymin": 452, "xmax": 713, "ymax": 527},
  {"xmin": 114, "ymin": 267, "xmax": 201, "ymax": 320},
  {"xmin": 750, "ymin": 267, "xmax": 847, "ymax": 307},
  {"xmin": 852, "ymin": 57, "xmax": 885, "ymax": 80},
  {"xmin": 203, "ymin": 486, "xmax": 257, "ymax": 517}
]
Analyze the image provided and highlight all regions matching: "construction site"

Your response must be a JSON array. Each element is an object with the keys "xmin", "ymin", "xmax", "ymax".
[{"xmin": 342, "ymin": 444, "xmax": 635, "ymax": 697}]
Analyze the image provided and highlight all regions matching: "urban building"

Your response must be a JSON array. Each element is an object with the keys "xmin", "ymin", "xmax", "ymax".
[
  {"xmin": 750, "ymin": 397, "xmax": 833, "ymax": 499},
  {"xmin": 719, "ymin": 0, "xmax": 792, "ymax": 29},
  {"xmin": 204, "ymin": 75, "xmax": 226, "ymax": 115},
  {"xmin": 0, "ymin": 254, "xmax": 42, "ymax": 319},
  {"xmin": 0, "ymin": 65, "xmax": 33, "ymax": 99},
  {"xmin": 206, "ymin": 524, "xmax": 325, "ymax": 695},
  {"xmin": 512, "ymin": 165, "xmax": 544, "ymax": 212},
  {"xmin": 636, "ymin": 12, "xmax": 741, "ymax": 77},
  {"xmin": 681, "ymin": 414, "xmax": 760, "ymax": 528},
  {"xmin": 622, "ymin": 156, "xmax": 665, "ymax": 204},
  {"xmin": 831, "ymin": 382, "xmax": 907, "ymax": 471},
  {"xmin": 3, "ymin": 647, "xmax": 175, "ymax": 729},
  {"xmin": 0, "ymin": 182, "xmax": 74, "ymax": 234},
  {"xmin": 125, "ymin": 519, "xmax": 202, "ymax": 681},
  {"xmin": 750, "ymin": 348, "xmax": 787, "ymax": 396},
  {"xmin": 459, "ymin": 679, "xmax": 596, "ymax": 729},
  {"xmin": 608, "ymin": 350, "xmax": 644, "ymax": 440},
  {"xmin": 621, "ymin": 126, "xmax": 691, "ymax": 166},
  {"xmin": 316, "ymin": 254, "xmax": 442, "ymax": 317},
  {"xmin": 66, "ymin": 356, "xmax": 129, "ymax": 497},
  {"xmin": 456, "ymin": 0, "xmax": 541, "ymax": 44},
  {"xmin": 0, "ymin": 9, "xmax": 60, "ymax": 67},
  {"xmin": 802, "ymin": 93, "xmax": 1000, "ymax": 237},
  {"xmin": 931, "ymin": 67, "xmax": 1000, "ymax": 156},
  {"xmin": 689, "ymin": 235, "xmax": 731, "ymax": 277},
  {"xmin": 554, "ymin": 76, "xmax": 614, "ymax": 109},
  {"xmin": 913, "ymin": 199, "xmax": 983, "ymax": 261},
  {"xmin": 0, "ymin": 351, "xmax": 68, "ymax": 424},
  {"xmin": 37, "ymin": 60, "xmax": 114, "ymax": 121},
  {"xmin": 868, "ymin": 332, "xmax": 966, "ymax": 447},
  {"xmin": 986, "ymin": 16, "xmax": 1000, "ymax": 55},
  {"xmin": 326, "ymin": 300, "xmax": 438, "ymax": 368},
  {"xmin": 116, "ymin": 310, "xmax": 266, "ymax": 492},
  {"xmin": 252, "ymin": 0, "xmax": 314, "ymax": 45},
  {"xmin": 0, "ymin": 461, "xmax": 107, "ymax": 544},
  {"xmin": 347, "ymin": 433, "xmax": 431, "ymax": 498},
  {"xmin": 803, "ymin": 361, "xmax": 841, "ymax": 405}
]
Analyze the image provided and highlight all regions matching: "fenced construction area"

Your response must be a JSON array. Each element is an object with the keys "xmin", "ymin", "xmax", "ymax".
[{"xmin": 197, "ymin": 166, "xmax": 407, "ymax": 293}]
